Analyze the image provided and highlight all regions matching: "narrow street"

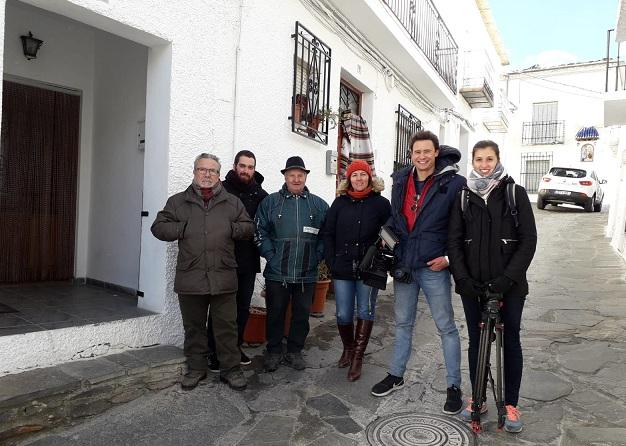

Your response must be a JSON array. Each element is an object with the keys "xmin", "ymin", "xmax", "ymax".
[{"xmin": 21, "ymin": 206, "xmax": 626, "ymax": 446}]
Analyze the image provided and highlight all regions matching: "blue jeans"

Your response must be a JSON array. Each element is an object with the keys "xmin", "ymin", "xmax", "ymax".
[
  {"xmin": 333, "ymin": 279, "xmax": 379, "ymax": 324},
  {"xmin": 389, "ymin": 268, "xmax": 461, "ymax": 388}
]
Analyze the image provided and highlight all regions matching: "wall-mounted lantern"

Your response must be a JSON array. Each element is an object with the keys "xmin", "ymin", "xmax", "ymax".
[{"xmin": 20, "ymin": 32, "xmax": 43, "ymax": 60}]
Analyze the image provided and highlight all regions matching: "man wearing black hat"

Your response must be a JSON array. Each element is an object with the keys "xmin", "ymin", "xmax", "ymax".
[{"xmin": 255, "ymin": 156, "xmax": 329, "ymax": 372}]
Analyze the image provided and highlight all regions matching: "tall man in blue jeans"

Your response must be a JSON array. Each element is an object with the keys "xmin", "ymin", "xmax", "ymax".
[{"xmin": 371, "ymin": 130, "xmax": 466, "ymax": 415}]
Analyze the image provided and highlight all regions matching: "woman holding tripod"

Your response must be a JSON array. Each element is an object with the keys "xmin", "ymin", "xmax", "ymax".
[{"xmin": 448, "ymin": 140, "xmax": 537, "ymax": 433}]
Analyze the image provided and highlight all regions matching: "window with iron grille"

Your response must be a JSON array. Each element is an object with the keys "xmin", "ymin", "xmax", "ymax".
[
  {"xmin": 522, "ymin": 102, "xmax": 564, "ymax": 145},
  {"xmin": 291, "ymin": 22, "xmax": 332, "ymax": 145},
  {"xmin": 394, "ymin": 105, "xmax": 422, "ymax": 172},
  {"xmin": 520, "ymin": 152, "xmax": 553, "ymax": 193}
]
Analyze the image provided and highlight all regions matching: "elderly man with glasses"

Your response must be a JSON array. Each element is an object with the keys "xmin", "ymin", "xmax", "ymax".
[{"xmin": 152, "ymin": 153, "xmax": 254, "ymax": 391}]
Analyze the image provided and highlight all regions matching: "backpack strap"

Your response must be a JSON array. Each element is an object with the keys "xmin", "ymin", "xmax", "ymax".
[
  {"xmin": 460, "ymin": 188, "xmax": 470, "ymax": 215},
  {"xmin": 506, "ymin": 183, "xmax": 519, "ymax": 228}
]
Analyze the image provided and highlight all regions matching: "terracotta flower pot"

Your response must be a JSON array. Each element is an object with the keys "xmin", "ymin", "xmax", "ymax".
[
  {"xmin": 243, "ymin": 306, "xmax": 267, "ymax": 345},
  {"xmin": 310, "ymin": 279, "xmax": 331, "ymax": 317}
]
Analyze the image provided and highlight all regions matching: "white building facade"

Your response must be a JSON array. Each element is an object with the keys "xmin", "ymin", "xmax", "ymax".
[
  {"xmin": 605, "ymin": 0, "xmax": 626, "ymax": 263},
  {"xmin": 0, "ymin": 0, "xmax": 509, "ymax": 375},
  {"xmin": 502, "ymin": 61, "xmax": 619, "ymax": 205}
]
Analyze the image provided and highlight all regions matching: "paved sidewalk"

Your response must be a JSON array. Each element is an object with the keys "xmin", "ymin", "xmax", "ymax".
[{"xmin": 19, "ymin": 206, "xmax": 626, "ymax": 446}]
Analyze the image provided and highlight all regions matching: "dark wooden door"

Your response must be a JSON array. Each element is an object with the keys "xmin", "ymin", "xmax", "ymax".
[{"xmin": 0, "ymin": 81, "xmax": 80, "ymax": 282}]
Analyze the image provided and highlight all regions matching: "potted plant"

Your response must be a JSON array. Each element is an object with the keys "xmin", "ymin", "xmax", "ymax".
[
  {"xmin": 310, "ymin": 260, "xmax": 331, "ymax": 317},
  {"xmin": 306, "ymin": 107, "xmax": 341, "ymax": 136},
  {"xmin": 243, "ymin": 285, "xmax": 267, "ymax": 346},
  {"xmin": 293, "ymin": 94, "xmax": 308, "ymax": 128}
]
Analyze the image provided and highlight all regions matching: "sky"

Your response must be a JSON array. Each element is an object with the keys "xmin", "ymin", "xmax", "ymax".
[{"xmin": 489, "ymin": 0, "xmax": 621, "ymax": 70}]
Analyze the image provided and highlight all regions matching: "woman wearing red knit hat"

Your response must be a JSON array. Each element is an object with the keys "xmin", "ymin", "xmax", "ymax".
[{"xmin": 321, "ymin": 160, "xmax": 391, "ymax": 381}]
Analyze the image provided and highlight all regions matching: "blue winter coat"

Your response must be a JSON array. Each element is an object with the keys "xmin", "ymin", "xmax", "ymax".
[
  {"xmin": 255, "ymin": 184, "xmax": 329, "ymax": 283},
  {"xmin": 388, "ymin": 145, "xmax": 466, "ymax": 270}
]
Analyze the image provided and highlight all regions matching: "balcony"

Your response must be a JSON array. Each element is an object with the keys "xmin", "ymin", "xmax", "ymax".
[
  {"xmin": 381, "ymin": 0, "xmax": 458, "ymax": 92},
  {"xmin": 460, "ymin": 77, "xmax": 494, "ymax": 108},
  {"xmin": 522, "ymin": 121, "xmax": 565, "ymax": 145},
  {"xmin": 482, "ymin": 107, "xmax": 509, "ymax": 133}
]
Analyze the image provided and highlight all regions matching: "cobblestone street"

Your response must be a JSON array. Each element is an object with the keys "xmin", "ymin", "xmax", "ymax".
[{"xmin": 20, "ymin": 206, "xmax": 626, "ymax": 446}]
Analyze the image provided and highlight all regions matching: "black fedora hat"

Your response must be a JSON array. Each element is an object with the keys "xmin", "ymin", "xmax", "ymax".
[{"xmin": 281, "ymin": 156, "xmax": 310, "ymax": 174}]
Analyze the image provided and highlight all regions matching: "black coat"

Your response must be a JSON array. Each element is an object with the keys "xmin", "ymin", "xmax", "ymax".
[
  {"xmin": 222, "ymin": 170, "xmax": 269, "ymax": 273},
  {"xmin": 447, "ymin": 176, "xmax": 537, "ymax": 297},
  {"xmin": 322, "ymin": 191, "xmax": 391, "ymax": 280}
]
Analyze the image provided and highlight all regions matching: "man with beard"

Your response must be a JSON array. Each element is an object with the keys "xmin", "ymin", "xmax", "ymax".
[
  {"xmin": 207, "ymin": 150, "xmax": 268, "ymax": 371},
  {"xmin": 151, "ymin": 153, "xmax": 254, "ymax": 391}
]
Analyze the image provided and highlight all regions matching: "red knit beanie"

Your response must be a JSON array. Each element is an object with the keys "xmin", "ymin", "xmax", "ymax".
[{"xmin": 346, "ymin": 160, "xmax": 372, "ymax": 179}]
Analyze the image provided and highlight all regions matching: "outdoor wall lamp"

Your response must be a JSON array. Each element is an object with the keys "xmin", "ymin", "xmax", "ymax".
[{"xmin": 20, "ymin": 31, "xmax": 43, "ymax": 60}]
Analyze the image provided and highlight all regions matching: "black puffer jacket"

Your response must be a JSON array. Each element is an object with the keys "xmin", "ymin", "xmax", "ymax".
[
  {"xmin": 322, "ymin": 179, "xmax": 391, "ymax": 280},
  {"xmin": 222, "ymin": 170, "xmax": 269, "ymax": 273},
  {"xmin": 447, "ymin": 176, "xmax": 537, "ymax": 297}
]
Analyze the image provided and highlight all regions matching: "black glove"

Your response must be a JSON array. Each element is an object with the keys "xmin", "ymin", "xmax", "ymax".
[
  {"xmin": 488, "ymin": 275, "xmax": 515, "ymax": 294},
  {"xmin": 455, "ymin": 278, "xmax": 484, "ymax": 299}
]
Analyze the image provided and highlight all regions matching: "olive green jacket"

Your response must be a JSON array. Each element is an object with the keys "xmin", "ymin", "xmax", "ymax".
[{"xmin": 151, "ymin": 183, "xmax": 254, "ymax": 295}]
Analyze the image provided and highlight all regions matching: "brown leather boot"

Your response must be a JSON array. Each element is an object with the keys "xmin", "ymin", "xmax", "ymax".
[
  {"xmin": 348, "ymin": 319, "xmax": 374, "ymax": 381},
  {"xmin": 337, "ymin": 323, "xmax": 355, "ymax": 368}
]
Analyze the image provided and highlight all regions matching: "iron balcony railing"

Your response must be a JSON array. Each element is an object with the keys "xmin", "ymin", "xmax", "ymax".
[
  {"xmin": 522, "ymin": 121, "xmax": 565, "ymax": 145},
  {"xmin": 382, "ymin": 0, "xmax": 458, "ymax": 92}
]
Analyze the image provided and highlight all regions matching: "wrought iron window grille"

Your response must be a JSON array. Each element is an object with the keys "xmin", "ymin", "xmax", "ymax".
[
  {"xmin": 522, "ymin": 121, "xmax": 565, "ymax": 145},
  {"xmin": 290, "ymin": 22, "xmax": 332, "ymax": 145},
  {"xmin": 520, "ymin": 152, "xmax": 553, "ymax": 193},
  {"xmin": 394, "ymin": 105, "xmax": 422, "ymax": 172}
]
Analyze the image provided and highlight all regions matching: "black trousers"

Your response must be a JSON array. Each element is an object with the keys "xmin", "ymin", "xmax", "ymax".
[
  {"xmin": 461, "ymin": 294, "xmax": 525, "ymax": 407},
  {"xmin": 207, "ymin": 271, "xmax": 256, "ymax": 353},
  {"xmin": 178, "ymin": 293, "xmax": 239, "ymax": 372},
  {"xmin": 265, "ymin": 280, "xmax": 315, "ymax": 354}
]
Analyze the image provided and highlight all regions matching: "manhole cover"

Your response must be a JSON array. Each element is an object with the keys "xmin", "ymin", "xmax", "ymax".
[{"xmin": 366, "ymin": 412, "xmax": 476, "ymax": 446}]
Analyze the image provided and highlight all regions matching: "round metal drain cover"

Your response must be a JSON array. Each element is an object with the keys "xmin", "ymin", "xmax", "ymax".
[{"xmin": 366, "ymin": 412, "xmax": 476, "ymax": 446}]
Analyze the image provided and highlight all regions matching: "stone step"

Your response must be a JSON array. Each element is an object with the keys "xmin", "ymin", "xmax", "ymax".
[{"xmin": 0, "ymin": 345, "xmax": 184, "ymax": 445}]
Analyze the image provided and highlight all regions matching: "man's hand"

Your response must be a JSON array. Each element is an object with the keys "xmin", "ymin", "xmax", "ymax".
[{"xmin": 427, "ymin": 256, "xmax": 449, "ymax": 271}]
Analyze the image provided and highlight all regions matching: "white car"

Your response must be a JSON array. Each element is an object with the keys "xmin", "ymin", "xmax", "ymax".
[{"xmin": 537, "ymin": 167, "xmax": 606, "ymax": 212}]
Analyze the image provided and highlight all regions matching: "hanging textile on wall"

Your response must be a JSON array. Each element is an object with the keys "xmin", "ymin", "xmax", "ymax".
[{"xmin": 339, "ymin": 111, "xmax": 376, "ymax": 178}]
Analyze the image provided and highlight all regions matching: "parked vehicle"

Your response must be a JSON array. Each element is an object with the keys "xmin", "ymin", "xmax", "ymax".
[{"xmin": 537, "ymin": 167, "xmax": 606, "ymax": 212}]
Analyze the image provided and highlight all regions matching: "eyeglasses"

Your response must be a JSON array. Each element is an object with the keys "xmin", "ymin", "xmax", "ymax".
[{"xmin": 195, "ymin": 167, "xmax": 220, "ymax": 176}]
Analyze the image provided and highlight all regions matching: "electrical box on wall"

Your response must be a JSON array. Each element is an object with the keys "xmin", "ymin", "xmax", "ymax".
[{"xmin": 326, "ymin": 150, "xmax": 337, "ymax": 175}]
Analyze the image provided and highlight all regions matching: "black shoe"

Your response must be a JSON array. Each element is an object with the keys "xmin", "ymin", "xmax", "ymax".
[
  {"xmin": 371, "ymin": 374, "xmax": 404, "ymax": 397},
  {"xmin": 442, "ymin": 385, "xmax": 463, "ymax": 414},
  {"xmin": 181, "ymin": 370, "xmax": 207, "ymax": 390},
  {"xmin": 240, "ymin": 349, "xmax": 252, "ymax": 366},
  {"xmin": 283, "ymin": 352, "xmax": 306, "ymax": 371},
  {"xmin": 208, "ymin": 353, "xmax": 220, "ymax": 373},
  {"xmin": 263, "ymin": 351, "xmax": 282, "ymax": 372}
]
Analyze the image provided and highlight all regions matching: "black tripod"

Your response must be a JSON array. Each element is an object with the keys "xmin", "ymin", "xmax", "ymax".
[{"xmin": 470, "ymin": 290, "xmax": 506, "ymax": 433}]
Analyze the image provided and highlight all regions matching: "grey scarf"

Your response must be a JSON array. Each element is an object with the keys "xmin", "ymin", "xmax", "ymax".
[{"xmin": 467, "ymin": 162, "xmax": 506, "ymax": 198}]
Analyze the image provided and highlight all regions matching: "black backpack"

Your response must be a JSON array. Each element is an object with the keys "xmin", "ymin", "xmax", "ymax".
[{"xmin": 460, "ymin": 183, "xmax": 519, "ymax": 228}]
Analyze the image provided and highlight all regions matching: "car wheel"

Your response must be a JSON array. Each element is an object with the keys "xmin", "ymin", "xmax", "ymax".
[
  {"xmin": 536, "ymin": 197, "xmax": 545, "ymax": 210},
  {"xmin": 584, "ymin": 195, "xmax": 595, "ymax": 212},
  {"xmin": 593, "ymin": 198, "xmax": 603, "ymax": 212}
]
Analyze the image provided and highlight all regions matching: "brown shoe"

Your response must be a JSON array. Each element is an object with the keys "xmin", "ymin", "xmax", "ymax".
[
  {"xmin": 337, "ymin": 323, "xmax": 355, "ymax": 368},
  {"xmin": 348, "ymin": 319, "xmax": 374, "ymax": 382},
  {"xmin": 220, "ymin": 366, "xmax": 247, "ymax": 391}
]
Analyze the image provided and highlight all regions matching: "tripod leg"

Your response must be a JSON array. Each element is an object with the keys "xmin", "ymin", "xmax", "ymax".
[
  {"xmin": 495, "ymin": 321, "xmax": 506, "ymax": 430},
  {"xmin": 471, "ymin": 318, "xmax": 493, "ymax": 433}
]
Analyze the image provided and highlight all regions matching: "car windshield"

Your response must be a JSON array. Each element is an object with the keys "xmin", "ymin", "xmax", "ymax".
[{"xmin": 549, "ymin": 168, "xmax": 586, "ymax": 178}]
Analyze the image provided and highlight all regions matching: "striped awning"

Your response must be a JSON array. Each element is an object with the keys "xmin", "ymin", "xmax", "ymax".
[{"xmin": 575, "ymin": 126, "xmax": 599, "ymax": 141}]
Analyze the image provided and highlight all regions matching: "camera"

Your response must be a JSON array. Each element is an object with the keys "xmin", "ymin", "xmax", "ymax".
[{"xmin": 359, "ymin": 225, "xmax": 399, "ymax": 290}]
